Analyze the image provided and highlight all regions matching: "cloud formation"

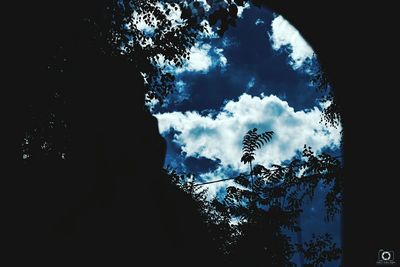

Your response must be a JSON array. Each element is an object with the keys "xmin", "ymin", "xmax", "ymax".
[
  {"xmin": 269, "ymin": 15, "xmax": 315, "ymax": 69},
  {"xmin": 255, "ymin": 18, "xmax": 265, "ymax": 26},
  {"xmin": 178, "ymin": 43, "xmax": 227, "ymax": 73},
  {"xmin": 156, "ymin": 93, "xmax": 341, "ymax": 174},
  {"xmin": 246, "ymin": 77, "xmax": 256, "ymax": 90},
  {"xmin": 237, "ymin": 2, "xmax": 251, "ymax": 18},
  {"xmin": 155, "ymin": 42, "xmax": 227, "ymax": 75},
  {"xmin": 184, "ymin": 43, "xmax": 213, "ymax": 72}
]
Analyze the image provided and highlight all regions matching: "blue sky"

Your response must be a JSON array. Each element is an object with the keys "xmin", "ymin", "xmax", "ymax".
[{"xmin": 148, "ymin": 4, "xmax": 342, "ymax": 266}]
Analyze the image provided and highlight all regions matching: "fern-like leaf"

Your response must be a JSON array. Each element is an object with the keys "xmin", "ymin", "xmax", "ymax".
[{"xmin": 241, "ymin": 128, "xmax": 274, "ymax": 165}]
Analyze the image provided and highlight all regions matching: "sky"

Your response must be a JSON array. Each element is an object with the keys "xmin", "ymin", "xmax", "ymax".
[{"xmin": 149, "ymin": 4, "xmax": 342, "ymax": 266}]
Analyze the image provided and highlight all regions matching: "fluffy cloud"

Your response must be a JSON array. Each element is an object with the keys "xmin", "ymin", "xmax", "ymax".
[
  {"xmin": 246, "ymin": 77, "xmax": 256, "ymax": 90},
  {"xmin": 237, "ymin": 2, "xmax": 251, "ymax": 18},
  {"xmin": 156, "ymin": 93, "xmax": 341, "ymax": 174},
  {"xmin": 177, "ymin": 43, "xmax": 227, "ymax": 73},
  {"xmin": 255, "ymin": 18, "xmax": 265, "ymax": 26},
  {"xmin": 269, "ymin": 15, "xmax": 315, "ymax": 69},
  {"xmin": 214, "ymin": 48, "xmax": 227, "ymax": 68},
  {"xmin": 155, "ymin": 42, "xmax": 227, "ymax": 75},
  {"xmin": 184, "ymin": 43, "xmax": 213, "ymax": 73}
]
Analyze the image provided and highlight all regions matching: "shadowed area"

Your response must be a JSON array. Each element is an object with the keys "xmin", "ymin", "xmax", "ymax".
[{"xmin": 10, "ymin": 1, "xmax": 222, "ymax": 265}]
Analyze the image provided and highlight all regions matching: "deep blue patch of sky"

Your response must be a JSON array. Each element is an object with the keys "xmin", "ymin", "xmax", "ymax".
[{"xmin": 155, "ymin": 6, "xmax": 323, "ymax": 115}]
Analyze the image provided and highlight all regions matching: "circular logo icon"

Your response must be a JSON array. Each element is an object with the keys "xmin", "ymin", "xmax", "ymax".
[{"xmin": 381, "ymin": 251, "xmax": 392, "ymax": 261}]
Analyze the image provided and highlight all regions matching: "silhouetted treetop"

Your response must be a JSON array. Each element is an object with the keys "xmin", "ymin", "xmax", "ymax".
[
  {"xmin": 171, "ymin": 144, "xmax": 343, "ymax": 265},
  {"xmin": 110, "ymin": 0, "xmax": 210, "ymax": 103},
  {"xmin": 241, "ymin": 128, "xmax": 274, "ymax": 165},
  {"xmin": 297, "ymin": 233, "xmax": 342, "ymax": 267},
  {"xmin": 311, "ymin": 67, "xmax": 342, "ymax": 128}
]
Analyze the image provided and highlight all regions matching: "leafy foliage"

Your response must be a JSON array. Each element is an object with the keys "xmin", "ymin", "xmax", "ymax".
[
  {"xmin": 241, "ymin": 128, "xmax": 274, "ymax": 165},
  {"xmin": 168, "ymin": 170, "xmax": 239, "ymax": 258},
  {"xmin": 297, "ymin": 233, "xmax": 342, "ymax": 267},
  {"xmin": 111, "ymin": 0, "xmax": 209, "ymax": 103},
  {"xmin": 170, "ymin": 137, "xmax": 343, "ymax": 265},
  {"xmin": 311, "ymin": 67, "xmax": 342, "ymax": 128},
  {"xmin": 225, "ymin": 146, "xmax": 342, "ymax": 263}
]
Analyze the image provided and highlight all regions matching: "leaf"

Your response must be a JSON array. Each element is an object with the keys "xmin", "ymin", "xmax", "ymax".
[
  {"xmin": 234, "ymin": 174, "xmax": 250, "ymax": 187},
  {"xmin": 241, "ymin": 129, "xmax": 274, "ymax": 165}
]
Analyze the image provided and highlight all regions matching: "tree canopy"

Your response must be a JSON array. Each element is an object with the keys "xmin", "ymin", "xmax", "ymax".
[{"xmin": 170, "ymin": 129, "xmax": 343, "ymax": 266}]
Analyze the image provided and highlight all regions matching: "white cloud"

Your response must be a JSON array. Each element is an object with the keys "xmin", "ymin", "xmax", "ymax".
[
  {"xmin": 246, "ymin": 77, "xmax": 256, "ymax": 90},
  {"xmin": 200, "ymin": 20, "xmax": 217, "ymax": 38},
  {"xmin": 154, "ymin": 43, "xmax": 212, "ymax": 74},
  {"xmin": 156, "ymin": 93, "xmax": 341, "ymax": 174},
  {"xmin": 214, "ymin": 48, "xmax": 227, "ymax": 68},
  {"xmin": 237, "ymin": 2, "xmax": 251, "ymax": 18},
  {"xmin": 163, "ymin": 42, "xmax": 228, "ymax": 74},
  {"xmin": 255, "ymin": 18, "xmax": 265, "ymax": 26},
  {"xmin": 269, "ymin": 15, "xmax": 315, "ymax": 69},
  {"xmin": 145, "ymin": 97, "xmax": 160, "ymax": 112},
  {"xmin": 164, "ymin": 3, "xmax": 183, "ymax": 24},
  {"xmin": 185, "ymin": 43, "xmax": 213, "ymax": 72},
  {"xmin": 130, "ymin": 11, "xmax": 156, "ymax": 36}
]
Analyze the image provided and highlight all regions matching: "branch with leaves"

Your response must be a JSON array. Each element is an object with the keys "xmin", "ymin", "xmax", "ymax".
[
  {"xmin": 241, "ymin": 128, "xmax": 274, "ymax": 166},
  {"xmin": 169, "ymin": 128, "xmax": 343, "ymax": 265}
]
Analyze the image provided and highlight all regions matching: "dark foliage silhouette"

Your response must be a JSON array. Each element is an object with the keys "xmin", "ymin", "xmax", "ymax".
[
  {"xmin": 171, "ymin": 130, "xmax": 343, "ymax": 266},
  {"xmin": 241, "ymin": 128, "xmax": 274, "ymax": 165},
  {"xmin": 15, "ymin": 1, "xmax": 223, "ymax": 265},
  {"xmin": 311, "ymin": 67, "xmax": 342, "ymax": 128},
  {"xmin": 110, "ymin": 0, "xmax": 208, "ymax": 103},
  {"xmin": 297, "ymin": 234, "xmax": 342, "ymax": 267},
  {"xmin": 241, "ymin": 128, "xmax": 274, "ymax": 194}
]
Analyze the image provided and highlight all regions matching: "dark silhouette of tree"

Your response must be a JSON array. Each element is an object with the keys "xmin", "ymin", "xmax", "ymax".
[
  {"xmin": 15, "ymin": 1, "xmax": 225, "ymax": 265},
  {"xmin": 311, "ymin": 67, "xmax": 342, "ymax": 128},
  {"xmin": 241, "ymin": 128, "xmax": 274, "ymax": 192},
  {"xmin": 241, "ymin": 128, "xmax": 274, "ymax": 166},
  {"xmin": 20, "ymin": 0, "xmax": 209, "ymax": 162},
  {"xmin": 110, "ymin": 0, "xmax": 209, "ymax": 103},
  {"xmin": 169, "ymin": 170, "xmax": 237, "ymax": 261},
  {"xmin": 170, "ymin": 130, "xmax": 343, "ymax": 266},
  {"xmin": 297, "ymin": 233, "xmax": 342, "ymax": 267}
]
